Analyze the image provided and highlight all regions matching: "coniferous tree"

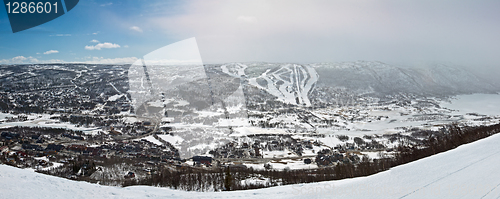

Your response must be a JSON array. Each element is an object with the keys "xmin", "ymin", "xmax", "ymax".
[{"xmin": 224, "ymin": 167, "xmax": 232, "ymax": 191}]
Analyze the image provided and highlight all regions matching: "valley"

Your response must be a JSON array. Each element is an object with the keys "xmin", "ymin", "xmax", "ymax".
[{"xmin": 0, "ymin": 62, "xmax": 499, "ymax": 189}]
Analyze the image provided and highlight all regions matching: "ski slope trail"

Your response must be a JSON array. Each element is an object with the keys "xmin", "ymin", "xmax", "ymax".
[{"xmin": 248, "ymin": 64, "xmax": 318, "ymax": 106}]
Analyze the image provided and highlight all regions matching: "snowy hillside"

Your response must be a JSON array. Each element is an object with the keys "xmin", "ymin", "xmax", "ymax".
[
  {"xmin": 246, "ymin": 64, "xmax": 318, "ymax": 106},
  {"xmin": 3, "ymin": 133, "xmax": 500, "ymax": 198},
  {"xmin": 215, "ymin": 61, "xmax": 498, "ymax": 108},
  {"xmin": 311, "ymin": 61, "xmax": 498, "ymax": 96}
]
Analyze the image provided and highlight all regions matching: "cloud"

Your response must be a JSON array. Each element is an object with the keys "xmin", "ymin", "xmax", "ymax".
[
  {"xmin": 85, "ymin": 57, "xmax": 138, "ymax": 64},
  {"xmin": 0, "ymin": 56, "xmax": 63, "ymax": 64},
  {"xmin": 130, "ymin": 26, "xmax": 143, "ymax": 33},
  {"xmin": 12, "ymin": 56, "xmax": 28, "ymax": 62},
  {"xmin": 148, "ymin": 0, "xmax": 500, "ymax": 65},
  {"xmin": 101, "ymin": 2, "xmax": 112, "ymax": 6},
  {"xmin": 43, "ymin": 50, "xmax": 59, "ymax": 55},
  {"xmin": 90, "ymin": 39, "xmax": 99, "ymax": 43},
  {"xmin": 85, "ymin": 42, "xmax": 121, "ymax": 50}
]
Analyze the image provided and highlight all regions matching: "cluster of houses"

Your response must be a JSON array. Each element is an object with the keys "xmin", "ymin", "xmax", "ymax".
[
  {"xmin": 0, "ymin": 64, "xmax": 133, "ymax": 117},
  {"xmin": 192, "ymin": 156, "xmax": 213, "ymax": 167},
  {"xmin": 97, "ymin": 140, "xmax": 180, "ymax": 162},
  {"xmin": 315, "ymin": 148, "xmax": 361, "ymax": 166},
  {"xmin": 208, "ymin": 135, "xmax": 321, "ymax": 160},
  {"xmin": 0, "ymin": 126, "xmax": 182, "ymax": 172},
  {"xmin": 209, "ymin": 141, "xmax": 261, "ymax": 159}
]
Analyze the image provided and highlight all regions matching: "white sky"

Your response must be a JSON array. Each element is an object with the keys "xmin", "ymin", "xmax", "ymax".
[{"xmin": 146, "ymin": 0, "xmax": 500, "ymax": 66}]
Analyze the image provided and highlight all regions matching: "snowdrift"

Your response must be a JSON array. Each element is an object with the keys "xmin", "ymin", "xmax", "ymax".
[{"xmin": 3, "ymin": 133, "xmax": 500, "ymax": 198}]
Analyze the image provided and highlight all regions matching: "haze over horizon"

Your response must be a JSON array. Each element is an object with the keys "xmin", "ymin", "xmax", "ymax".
[{"xmin": 0, "ymin": 0, "xmax": 498, "ymax": 71}]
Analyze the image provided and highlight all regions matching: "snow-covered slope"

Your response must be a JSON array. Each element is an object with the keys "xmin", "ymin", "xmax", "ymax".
[
  {"xmin": 3, "ymin": 133, "xmax": 500, "ymax": 198},
  {"xmin": 220, "ymin": 61, "xmax": 497, "ymax": 107},
  {"xmin": 247, "ymin": 64, "xmax": 318, "ymax": 106},
  {"xmin": 312, "ymin": 61, "xmax": 498, "ymax": 96}
]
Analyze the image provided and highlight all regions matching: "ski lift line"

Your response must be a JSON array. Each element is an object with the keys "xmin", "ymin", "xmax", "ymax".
[
  {"xmin": 141, "ymin": 58, "xmax": 154, "ymax": 95},
  {"xmin": 137, "ymin": 59, "xmax": 155, "ymax": 118},
  {"xmin": 293, "ymin": 64, "xmax": 300, "ymax": 104},
  {"xmin": 203, "ymin": 65, "xmax": 216, "ymax": 106},
  {"xmin": 160, "ymin": 92, "xmax": 168, "ymax": 117},
  {"xmin": 160, "ymin": 92, "xmax": 166, "ymax": 108},
  {"xmin": 204, "ymin": 66, "xmax": 235, "ymax": 130}
]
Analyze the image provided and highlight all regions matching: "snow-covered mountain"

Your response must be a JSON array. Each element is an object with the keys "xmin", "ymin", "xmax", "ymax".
[
  {"xmin": 312, "ymin": 61, "xmax": 498, "ymax": 97},
  {"xmin": 126, "ymin": 61, "xmax": 497, "ymax": 113},
  {"xmin": 245, "ymin": 64, "xmax": 318, "ymax": 106},
  {"xmin": 215, "ymin": 61, "xmax": 498, "ymax": 108},
  {"xmin": 2, "ymin": 132, "xmax": 500, "ymax": 199}
]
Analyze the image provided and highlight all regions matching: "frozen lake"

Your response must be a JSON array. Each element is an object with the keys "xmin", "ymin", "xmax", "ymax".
[{"xmin": 441, "ymin": 94, "xmax": 500, "ymax": 116}]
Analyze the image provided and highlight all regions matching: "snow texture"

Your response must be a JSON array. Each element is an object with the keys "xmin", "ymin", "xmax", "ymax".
[{"xmin": 3, "ymin": 133, "xmax": 500, "ymax": 198}]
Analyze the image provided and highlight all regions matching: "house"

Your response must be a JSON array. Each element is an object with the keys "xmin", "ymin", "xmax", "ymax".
[
  {"xmin": 109, "ymin": 127, "xmax": 121, "ymax": 135},
  {"xmin": 84, "ymin": 147, "xmax": 100, "ymax": 156},
  {"xmin": 22, "ymin": 143, "xmax": 43, "ymax": 151},
  {"xmin": 161, "ymin": 117, "xmax": 173, "ymax": 124},
  {"xmin": 192, "ymin": 156, "xmax": 212, "ymax": 166},
  {"xmin": 67, "ymin": 145, "xmax": 87, "ymax": 153},
  {"xmin": 125, "ymin": 171, "xmax": 135, "ymax": 178},
  {"xmin": 0, "ymin": 146, "xmax": 8, "ymax": 154},
  {"xmin": 45, "ymin": 144, "xmax": 65, "ymax": 152},
  {"xmin": 62, "ymin": 133, "xmax": 84, "ymax": 140},
  {"xmin": 16, "ymin": 151, "xmax": 27, "ymax": 157},
  {"xmin": 227, "ymin": 164, "xmax": 247, "ymax": 169},
  {"xmin": 1, "ymin": 132, "xmax": 19, "ymax": 140}
]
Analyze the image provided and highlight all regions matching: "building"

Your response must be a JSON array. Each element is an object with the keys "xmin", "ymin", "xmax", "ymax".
[
  {"xmin": 45, "ymin": 144, "xmax": 65, "ymax": 152},
  {"xmin": 192, "ymin": 156, "xmax": 212, "ymax": 166},
  {"xmin": 0, "ymin": 146, "xmax": 8, "ymax": 154}
]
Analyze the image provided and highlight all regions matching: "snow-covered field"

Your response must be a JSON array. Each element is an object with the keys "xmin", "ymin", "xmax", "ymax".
[
  {"xmin": 138, "ymin": 135, "xmax": 163, "ymax": 146},
  {"xmin": 0, "ymin": 112, "xmax": 14, "ymax": 120},
  {"xmin": 0, "ymin": 113, "xmax": 102, "ymax": 135},
  {"xmin": 312, "ymin": 93, "xmax": 500, "ymax": 138},
  {"xmin": 3, "ymin": 132, "xmax": 500, "ymax": 198},
  {"xmin": 441, "ymin": 93, "xmax": 500, "ymax": 116}
]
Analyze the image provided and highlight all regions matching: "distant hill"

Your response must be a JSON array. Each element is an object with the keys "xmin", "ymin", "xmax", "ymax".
[
  {"xmin": 311, "ymin": 61, "xmax": 498, "ymax": 96},
  {"xmin": 217, "ymin": 61, "xmax": 499, "ymax": 106}
]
